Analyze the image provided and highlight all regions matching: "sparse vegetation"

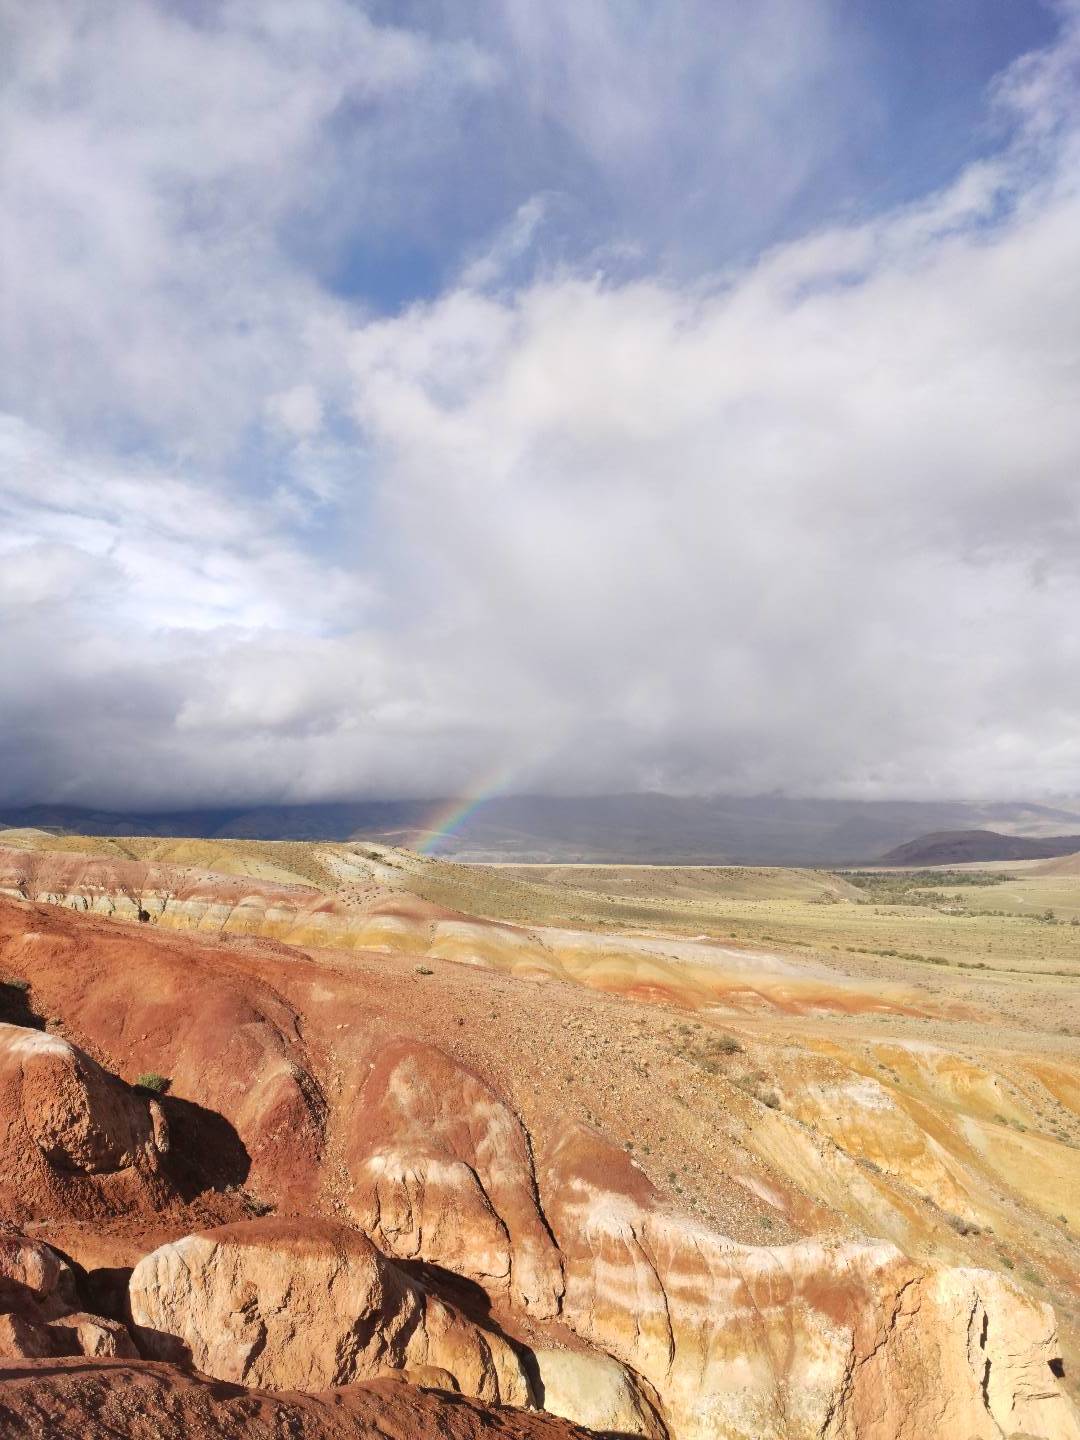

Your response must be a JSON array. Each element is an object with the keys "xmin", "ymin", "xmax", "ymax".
[
  {"xmin": 847, "ymin": 868, "xmax": 1013, "ymax": 891},
  {"xmin": 135, "ymin": 1072, "xmax": 170, "ymax": 1093},
  {"xmin": 843, "ymin": 870, "xmax": 1012, "ymax": 908},
  {"xmin": 942, "ymin": 1211, "xmax": 981, "ymax": 1237},
  {"xmin": 668, "ymin": 1023, "xmax": 745, "ymax": 1075}
]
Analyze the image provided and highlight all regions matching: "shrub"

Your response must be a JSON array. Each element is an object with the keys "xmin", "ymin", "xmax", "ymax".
[
  {"xmin": 135, "ymin": 1072, "xmax": 170, "ymax": 1094},
  {"xmin": 714, "ymin": 1032, "xmax": 744, "ymax": 1055},
  {"xmin": 943, "ymin": 1211, "xmax": 981, "ymax": 1237},
  {"xmin": 415, "ymin": 966, "xmax": 434, "ymax": 976}
]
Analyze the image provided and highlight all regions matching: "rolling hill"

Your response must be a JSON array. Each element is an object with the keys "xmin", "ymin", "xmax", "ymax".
[{"xmin": 879, "ymin": 828, "xmax": 1080, "ymax": 866}]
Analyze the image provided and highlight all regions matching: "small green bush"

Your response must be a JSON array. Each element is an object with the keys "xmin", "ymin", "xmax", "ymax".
[
  {"xmin": 135, "ymin": 1072, "xmax": 170, "ymax": 1094},
  {"xmin": 415, "ymin": 965, "xmax": 434, "ymax": 976}
]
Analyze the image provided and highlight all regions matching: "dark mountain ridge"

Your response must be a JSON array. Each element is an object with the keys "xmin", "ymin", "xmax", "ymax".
[
  {"xmin": 878, "ymin": 828, "xmax": 1080, "ymax": 867},
  {"xmin": 4, "ymin": 795, "xmax": 1080, "ymax": 866}
]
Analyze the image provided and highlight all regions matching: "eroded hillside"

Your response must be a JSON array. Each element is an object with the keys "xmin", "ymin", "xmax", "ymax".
[{"xmin": 0, "ymin": 832, "xmax": 1077, "ymax": 1439}]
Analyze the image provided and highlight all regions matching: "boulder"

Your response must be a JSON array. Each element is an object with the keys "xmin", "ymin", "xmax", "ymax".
[
  {"xmin": 0, "ymin": 1024, "xmax": 170, "ymax": 1219},
  {"xmin": 129, "ymin": 1217, "xmax": 530, "ymax": 1405},
  {"xmin": 0, "ymin": 1309, "xmax": 54, "ymax": 1359},
  {"xmin": 0, "ymin": 1232, "xmax": 65, "ymax": 1300},
  {"xmin": 0, "ymin": 1231, "xmax": 137, "ymax": 1361},
  {"xmin": 532, "ymin": 1348, "xmax": 667, "ymax": 1437}
]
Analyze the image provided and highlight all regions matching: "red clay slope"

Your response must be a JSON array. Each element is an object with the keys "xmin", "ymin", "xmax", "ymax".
[{"xmin": 0, "ymin": 1364, "xmax": 598, "ymax": 1440}]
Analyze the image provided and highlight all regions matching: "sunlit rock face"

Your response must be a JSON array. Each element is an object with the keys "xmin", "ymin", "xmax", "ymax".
[
  {"xmin": 345, "ymin": 1038, "xmax": 564, "ymax": 1318},
  {"xmin": 129, "ymin": 1218, "xmax": 531, "ymax": 1405},
  {"xmin": 537, "ymin": 1124, "xmax": 1080, "ymax": 1440}
]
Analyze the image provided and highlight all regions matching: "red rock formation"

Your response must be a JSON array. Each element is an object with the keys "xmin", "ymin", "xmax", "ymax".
[
  {"xmin": 346, "ymin": 1039, "xmax": 564, "ymax": 1319},
  {"xmin": 0, "ymin": 1024, "xmax": 171, "ymax": 1220},
  {"xmin": 0, "ymin": 893, "xmax": 1077, "ymax": 1440},
  {"xmin": 0, "ymin": 905, "xmax": 325, "ymax": 1205}
]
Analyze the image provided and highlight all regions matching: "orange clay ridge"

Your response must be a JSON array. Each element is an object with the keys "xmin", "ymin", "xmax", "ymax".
[{"xmin": 0, "ymin": 830, "xmax": 1078, "ymax": 1439}]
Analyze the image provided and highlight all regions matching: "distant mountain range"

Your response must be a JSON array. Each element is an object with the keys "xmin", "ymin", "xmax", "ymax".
[
  {"xmin": 4, "ymin": 794, "xmax": 1080, "ymax": 866},
  {"xmin": 878, "ymin": 828, "xmax": 1080, "ymax": 866}
]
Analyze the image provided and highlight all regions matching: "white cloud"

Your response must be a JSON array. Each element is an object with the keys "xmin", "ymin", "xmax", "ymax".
[
  {"xmin": 1, "ymin": 2, "xmax": 1079, "ymax": 808},
  {"xmin": 268, "ymin": 385, "xmax": 325, "ymax": 439},
  {"xmin": 0, "ymin": 0, "xmax": 490, "ymax": 462},
  {"xmin": 0, "ymin": 415, "xmax": 371, "ymax": 634}
]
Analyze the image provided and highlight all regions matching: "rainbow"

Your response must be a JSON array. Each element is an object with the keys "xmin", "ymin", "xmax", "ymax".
[{"xmin": 415, "ymin": 761, "xmax": 519, "ymax": 855}]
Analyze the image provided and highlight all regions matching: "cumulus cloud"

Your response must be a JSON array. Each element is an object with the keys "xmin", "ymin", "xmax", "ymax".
[
  {"xmin": 0, "ymin": 0, "xmax": 490, "ymax": 460},
  {"xmin": 1, "ymin": 1, "xmax": 1079, "ymax": 808}
]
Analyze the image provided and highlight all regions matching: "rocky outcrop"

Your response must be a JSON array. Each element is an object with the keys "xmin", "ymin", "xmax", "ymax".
[
  {"xmin": 0, "ymin": 1024, "xmax": 171, "ymax": 1219},
  {"xmin": 0, "ymin": 1232, "xmax": 136, "ymax": 1361},
  {"xmin": 538, "ymin": 1123, "xmax": 1080, "ymax": 1440},
  {"xmin": 0, "ymin": 1233, "xmax": 65, "ymax": 1300},
  {"xmin": 828, "ymin": 1265, "xmax": 1080, "ymax": 1440},
  {"xmin": 346, "ymin": 1040, "xmax": 564, "ymax": 1319},
  {"xmin": 128, "ymin": 1218, "xmax": 530, "ymax": 1405}
]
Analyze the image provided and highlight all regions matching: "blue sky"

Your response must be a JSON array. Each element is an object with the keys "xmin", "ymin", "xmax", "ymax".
[
  {"xmin": 2, "ymin": 0, "xmax": 1080, "ymax": 808},
  {"xmin": 328, "ymin": 0, "xmax": 1061, "ymax": 308}
]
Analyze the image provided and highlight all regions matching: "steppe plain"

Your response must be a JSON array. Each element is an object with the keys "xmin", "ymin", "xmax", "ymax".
[{"xmin": 0, "ymin": 826, "xmax": 1077, "ymax": 1438}]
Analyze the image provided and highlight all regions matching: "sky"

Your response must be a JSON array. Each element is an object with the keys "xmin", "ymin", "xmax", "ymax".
[{"xmin": 2, "ymin": 0, "xmax": 1080, "ymax": 810}]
